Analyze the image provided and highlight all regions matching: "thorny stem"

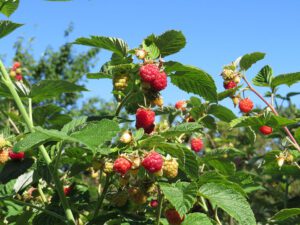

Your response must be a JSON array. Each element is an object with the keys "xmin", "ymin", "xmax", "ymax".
[
  {"xmin": 0, "ymin": 60, "xmax": 75, "ymax": 224},
  {"xmin": 156, "ymin": 186, "xmax": 164, "ymax": 225},
  {"xmin": 242, "ymin": 76, "xmax": 300, "ymax": 152}
]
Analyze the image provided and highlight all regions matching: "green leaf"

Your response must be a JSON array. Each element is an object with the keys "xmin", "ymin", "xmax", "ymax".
[
  {"xmin": 86, "ymin": 72, "xmax": 112, "ymax": 79},
  {"xmin": 166, "ymin": 61, "xmax": 217, "ymax": 102},
  {"xmin": 239, "ymin": 52, "xmax": 265, "ymax": 71},
  {"xmin": 271, "ymin": 72, "xmax": 300, "ymax": 88},
  {"xmin": 30, "ymin": 80, "xmax": 87, "ymax": 102},
  {"xmin": 142, "ymin": 41, "xmax": 160, "ymax": 59},
  {"xmin": 207, "ymin": 159, "xmax": 236, "ymax": 176},
  {"xmin": 252, "ymin": 65, "xmax": 273, "ymax": 87},
  {"xmin": 145, "ymin": 30, "xmax": 186, "ymax": 57},
  {"xmin": 0, "ymin": 0, "xmax": 19, "ymax": 17},
  {"xmin": 74, "ymin": 36, "xmax": 128, "ymax": 57},
  {"xmin": 208, "ymin": 104, "xmax": 237, "ymax": 122},
  {"xmin": 181, "ymin": 213, "xmax": 214, "ymax": 225},
  {"xmin": 0, "ymin": 20, "xmax": 22, "ymax": 39},
  {"xmin": 161, "ymin": 122, "xmax": 202, "ymax": 138},
  {"xmin": 13, "ymin": 132, "xmax": 50, "ymax": 152},
  {"xmin": 271, "ymin": 208, "xmax": 300, "ymax": 221},
  {"xmin": 160, "ymin": 182, "xmax": 198, "ymax": 217},
  {"xmin": 61, "ymin": 116, "xmax": 88, "ymax": 134},
  {"xmin": 217, "ymin": 87, "xmax": 238, "ymax": 101},
  {"xmin": 230, "ymin": 115, "xmax": 297, "ymax": 129},
  {"xmin": 70, "ymin": 119, "xmax": 120, "ymax": 151},
  {"xmin": 138, "ymin": 135, "xmax": 165, "ymax": 149},
  {"xmin": 199, "ymin": 183, "xmax": 256, "ymax": 225}
]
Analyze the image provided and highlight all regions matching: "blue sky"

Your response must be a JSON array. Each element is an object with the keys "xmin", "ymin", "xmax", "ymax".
[{"xmin": 1, "ymin": 0, "xmax": 300, "ymax": 112}]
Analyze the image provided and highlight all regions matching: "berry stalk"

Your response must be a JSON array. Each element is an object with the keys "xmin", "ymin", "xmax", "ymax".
[
  {"xmin": 0, "ymin": 60, "xmax": 76, "ymax": 225},
  {"xmin": 242, "ymin": 75, "xmax": 300, "ymax": 151},
  {"xmin": 155, "ymin": 186, "xmax": 164, "ymax": 225}
]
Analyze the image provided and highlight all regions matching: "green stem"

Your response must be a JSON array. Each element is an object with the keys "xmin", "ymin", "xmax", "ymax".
[
  {"xmin": 215, "ymin": 207, "xmax": 222, "ymax": 225},
  {"xmin": 38, "ymin": 183, "xmax": 47, "ymax": 203},
  {"xmin": 93, "ymin": 175, "xmax": 111, "ymax": 219},
  {"xmin": 200, "ymin": 196, "xmax": 208, "ymax": 212},
  {"xmin": 2, "ymin": 197, "xmax": 67, "ymax": 223},
  {"xmin": 0, "ymin": 60, "xmax": 75, "ymax": 225},
  {"xmin": 115, "ymin": 90, "xmax": 134, "ymax": 116},
  {"xmin": 156, "ymin": 186, "xmax": 164, "ymax": 225}
]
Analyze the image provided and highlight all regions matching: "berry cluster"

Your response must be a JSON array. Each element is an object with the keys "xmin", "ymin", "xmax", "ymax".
[
  {"xmin": 9, "ymin": 62, "xmax": 23, "ymax": 81},
  {"xmin": 221, "ymin": 63, "xmax": 241, "ymax": 90}
]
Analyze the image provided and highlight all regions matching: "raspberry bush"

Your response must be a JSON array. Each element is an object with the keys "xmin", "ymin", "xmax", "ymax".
[{"xmin": 0, "ymin": 2, "xmax": 300, "ymax": 225}]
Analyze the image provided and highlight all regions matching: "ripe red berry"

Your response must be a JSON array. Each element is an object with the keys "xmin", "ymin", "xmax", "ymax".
[
  {"xmin": 165, "ymin": 209, "xmax": 185, "ymax": 225},
  {"xmin": 113, "ymin": 157, "xmax": 132, "ymax": 176},
  {"xmin": 175, "ymin": 100, "xmax": 187, "ymax": 110},
  {"xmin": 223, "ymin": 80, "xmax": 237, "ymax": 89},
  {"xmin": 64, "ymin": 186, "xmax": 72, "ymax": 196},
  {"xmin": 150, "ymin": 71, "xmax": 167, "ymax": 91},
  {"xmin": 142, "ymin": 151, "xmax": 163, "ymax": 173},
  {"xmin": 239, "ymin": 98, "xmax": 254, "ymax": 113},
  {"xmin": 259, "ymin": 125, "xmax": 273, "ymax": 135},
  {"xmin": 136, "ymin": 108, "xmax": 155, "ymax": 131},
  {"xmin": 150, "ymin": 199, "xmax": 159, "ymax": 208},
  {"xmin": 9, "ymin": 151, "xmax": 25, "ymax": 160},
  {"xmin": 139, "ymin": 64, "xmax": 160, "ymax": 83},
  {"xmin": 12, "ymin": 62, "xmax": 21, "ymax": 70},
  {"xmin": 15, "ymin": 74, "xmax": 23, "ymax": 81},
  {"xmin": 190, "ymin": 138, "xmax": 204, "ymax": 152}
]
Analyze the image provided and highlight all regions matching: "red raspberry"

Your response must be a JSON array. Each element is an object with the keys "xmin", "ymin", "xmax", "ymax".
[
  {"xmin": 223, "ymin": 80, "xmax": 237, "ymax": 89},
  {"xmin": 190, "ymin": 138, "xmax": 203, "ymax": 152},
  {"xmin": 150, "ymin": 71, "xmax": 167, "ymax": 91},
  {"xmin": 175, "ymin": 100, "xmax": 187, "ymax": 110},
  {"xmin": 239, "ymin": 98, "xmax": 254, "ymax": 113},
  {"xmin": 64, "ymin": 186, "xmax": 72, "ymax": 196},
  {"xmin": 12, "ymin": 62, "xmax": 21, "ymax": 70},
  {"xmin": 165, "ymin": 209, "xmax": 185, "ymax": 225},
  {"xmin": 259, "ymin": 125, "xmax": 273, "ymax": 135},
  {"xmin": 9, "ymin": 151, "xmax": 25, "ymax": 160},
  {"xmin": 136, "ymin": 108, "xmax": 155, "ymax": 131},
  {"xmin": 142, "ymin": 151, "xmax": 163, "ymax": 173},
  {"xmin": 15, "ymin": 74, "xmax": 23, "ymax": 81},
  {"xmin": 139, "ymin": 64, "xmax": 160, "ymax": 82},
  {"xmin": 150, "ymin": 199, "xmax": 159, "ymax": 208},
  {"xmin": 113, "ymin": 157, "xmax": 132, "ymax": 175}
]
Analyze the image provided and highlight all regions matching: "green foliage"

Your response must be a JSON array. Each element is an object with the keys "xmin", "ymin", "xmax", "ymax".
[
  {"xmin": 271, "ymin": 72, "xmax": 300, "ymax": 88},
  {"xmin": 239, "ymin": 52, "xmax": 265, "ymax": 71},
  {"xmin": 74, "ymin": 36, "xmax": 129, "ymax": 56},
  {"xmin": 0, "ymin": 0, "xmax": 19, "ymax": 17},
  {"xmin": 144, "ymin": 30, "xmax": 186, "ymax": 57},
  {"xmin": 166, "ymin": 61, "xmax": 217, "ymax": 102},
  {"xmin": 160, "ymin": 182, "xmax": 198, "ymax": 217},
  {"xmin": 181, "ymin": 213, "xmax": 214, "ymax": 225},
  {"xmin": 271, "ymin": 208, "xmax": 300, "ymax": 221},
  {"xmin": 199, "ymin": 183, "xmax": 256, "ymax": 225},
  {"xmin": 0, "ymin": 20, "xmax": 22, "ymax": 39},
  {"xmin": 252, "ymin": 65, "xmax": 273, "ymax": 87}
]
